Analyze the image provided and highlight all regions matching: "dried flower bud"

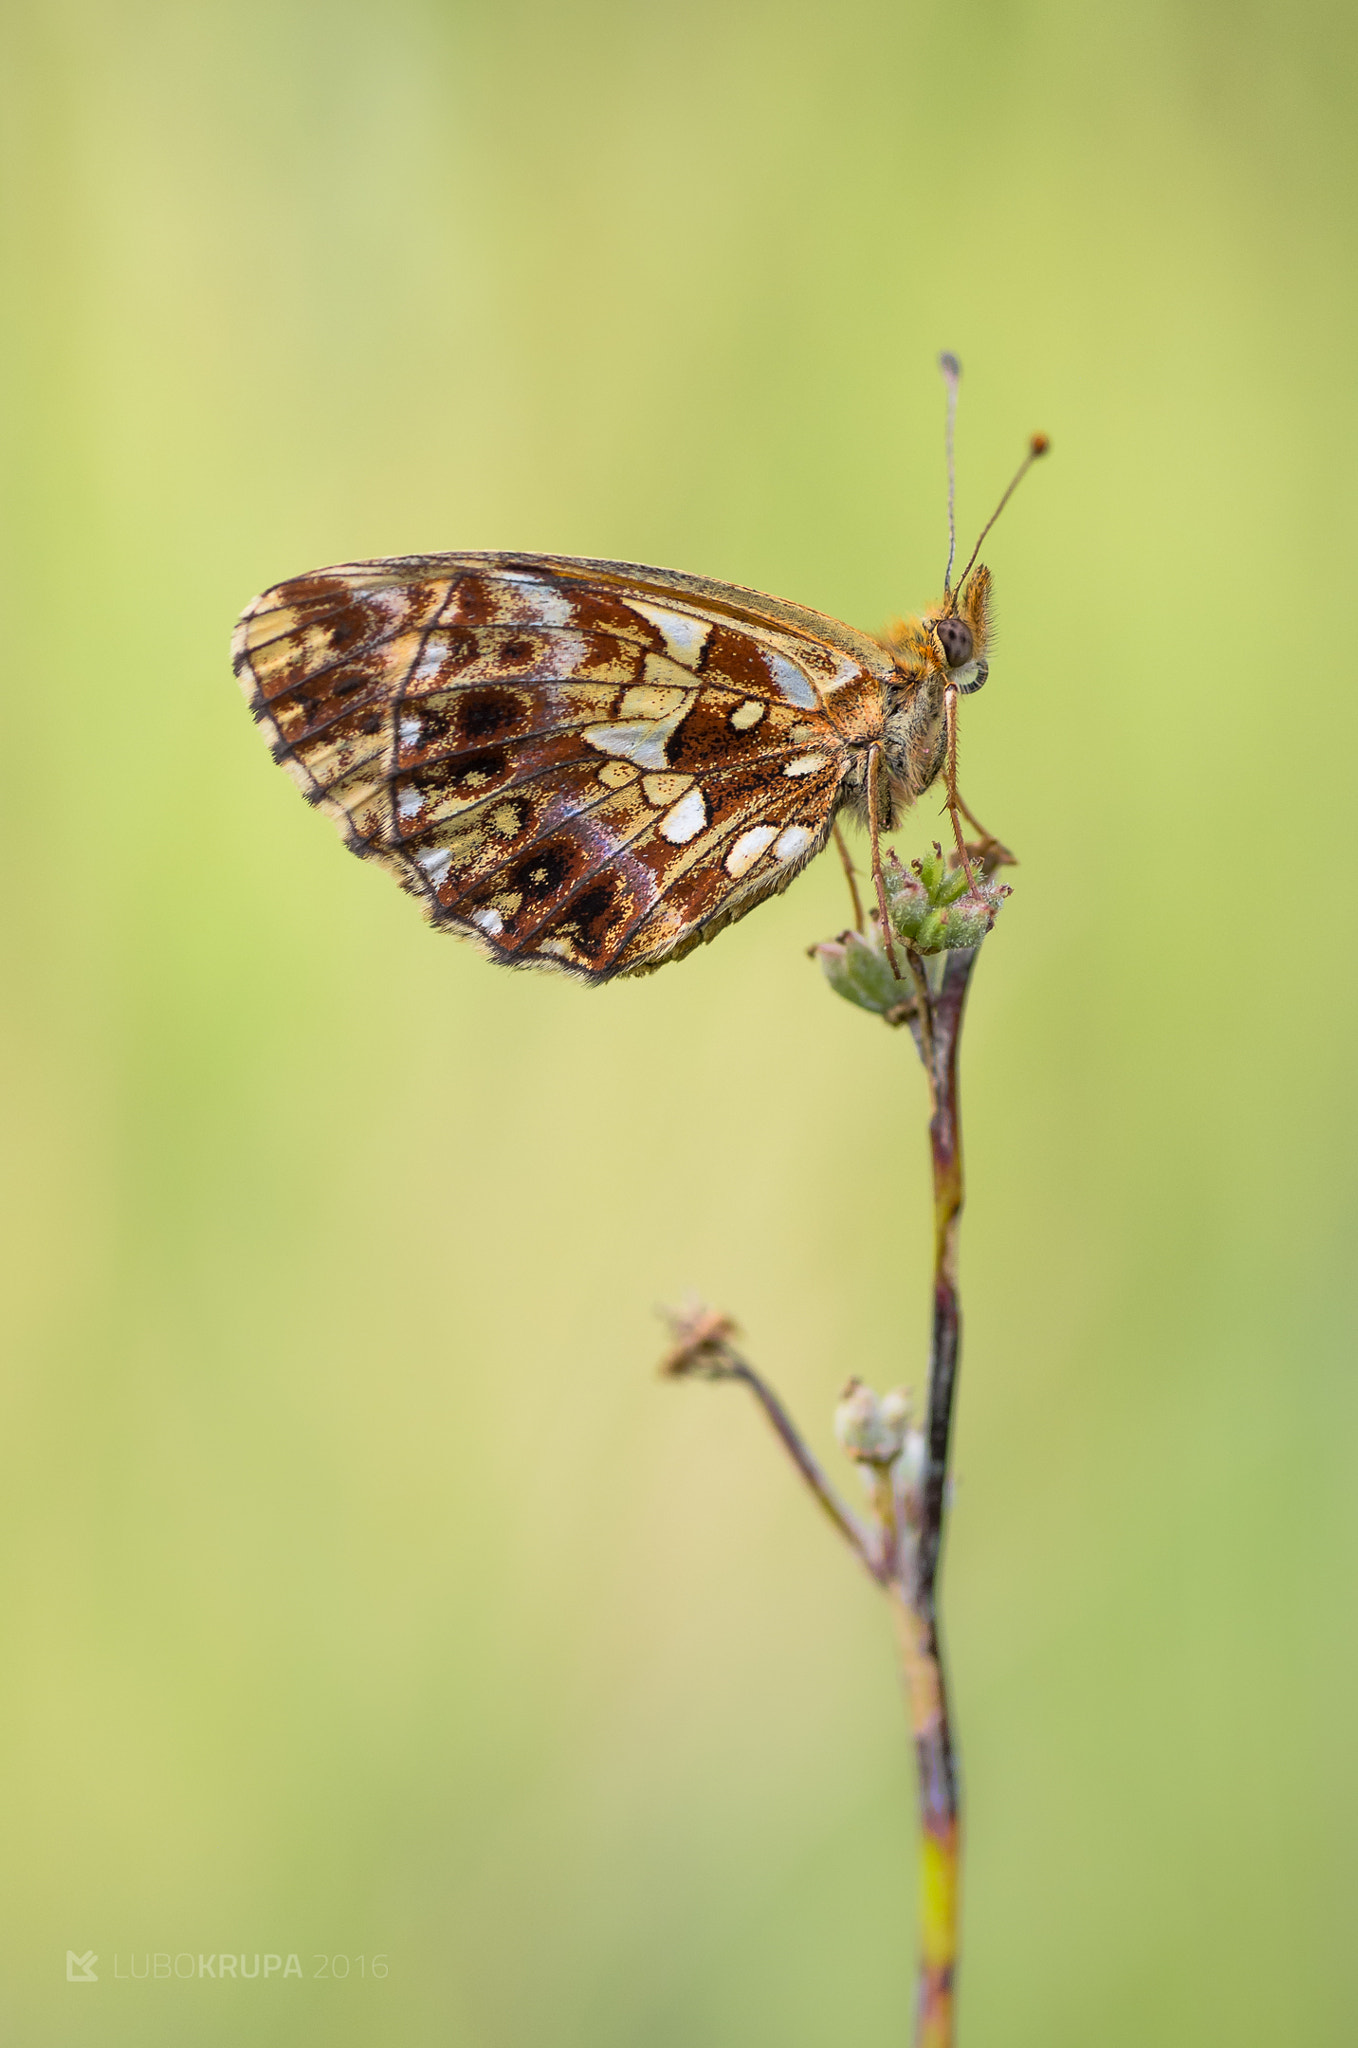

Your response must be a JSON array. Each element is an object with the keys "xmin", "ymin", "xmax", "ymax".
[
  {"xmin": 879, "ymin": 1387, "xmax": 914, "ymax": 1436},
  {"xmin": 834, "ymin": 1377, "xmax": 912, "ymax": 1465},
  {"xmin": 659, "ymin": 1298, "xmax": 740, "ymax": 1379}
]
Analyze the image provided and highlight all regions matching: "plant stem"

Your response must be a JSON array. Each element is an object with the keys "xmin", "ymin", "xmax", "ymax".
[
  {"xmin": 662, "ymin": 940, "xmax": 985, "ymax": 2048},
  {"xmin": 904, "ymin": 944, "xmax": 979, "ymax": 2047}
]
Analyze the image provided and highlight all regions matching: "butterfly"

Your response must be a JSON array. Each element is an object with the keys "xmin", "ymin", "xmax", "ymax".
[{"xmin": 232, "ymin": 382, "xmax": 1045, "ymax": 983}]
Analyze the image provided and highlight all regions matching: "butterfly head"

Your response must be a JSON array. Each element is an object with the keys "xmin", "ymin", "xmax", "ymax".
[
  {"xmin": 881, "ymin": 563, "xmax": 992, "ymax": 690},
  {"xmin": 927, "ymin": 565, "xmax": 992, "ymax": 689}
]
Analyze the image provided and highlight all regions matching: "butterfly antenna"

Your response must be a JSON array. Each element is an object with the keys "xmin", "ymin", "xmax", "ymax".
[
  {"xmin": 939, "ymin": 352, "xmax": 961, "ymax": 599},
  {"xmin": 953, "ymin": 433, "xmax": 1051, "ymax": 599}
]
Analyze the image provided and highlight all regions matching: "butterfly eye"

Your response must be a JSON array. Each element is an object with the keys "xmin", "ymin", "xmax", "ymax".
[{"xmin": 934, "ymin": 616, "xmax": 974, "ymax": 669}]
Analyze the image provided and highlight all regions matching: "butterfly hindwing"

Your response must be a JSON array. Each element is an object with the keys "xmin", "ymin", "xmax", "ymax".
[{"xmin": 233, "ymin": 553, "xmax": 894, "ymax": 979}]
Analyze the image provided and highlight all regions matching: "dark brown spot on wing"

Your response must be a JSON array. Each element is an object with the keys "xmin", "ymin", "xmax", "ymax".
[
  {"xmin": 512, "ymin": 840, "xmax": 575, "ymax": 903},
  {"xmin": 399, "ymin": 747, "xmax": 512, "ymax": 829},
  {"xmin": 461, "ymin": 689, "xmax": 525, "ymax": 739}
]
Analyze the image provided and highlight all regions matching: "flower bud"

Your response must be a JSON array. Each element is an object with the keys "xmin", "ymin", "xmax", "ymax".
[
  {"xmin": 897, "ymin": 1427, "xmax": 926, "ymax": 1491},
  {"xmin": 915, "ymin": 847, "xmax": 949, "ymax": 897},
  {"xmin": 811, "ymin": 930, "xmax": 917, "ymax": 1025},
  {"xmin": 883, "ymin": 846, "xmax": 1010, "ymax": 955},
  {"xmin": 937, "ymin": 894, "xmax": 997, "ymax": 948}
]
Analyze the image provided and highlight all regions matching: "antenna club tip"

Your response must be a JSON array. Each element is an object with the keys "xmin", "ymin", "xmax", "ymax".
[
  {"xmin": 939, "ymin": 351, "xmax": 961, "ymax": 380},
  {"xmin": 1029, "ymin": 433, "xmax": 1051, "ymax": 457}
]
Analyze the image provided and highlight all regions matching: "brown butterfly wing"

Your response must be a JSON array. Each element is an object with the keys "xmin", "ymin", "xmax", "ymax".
[{"xmin": 232, "ymin": 553, "xmax": 894, "ymax": 980}]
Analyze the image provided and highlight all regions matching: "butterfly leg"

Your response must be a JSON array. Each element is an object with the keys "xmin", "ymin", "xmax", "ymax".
[
  {"xmin": 831, "ymin": 820, "xmax": 866, "ymax": 933},
  {"xmin": 866, "ymin": 744, "xmax": 903, "ymax": 980},
  {"xmin": 941, "ymin": 687, "xmax": 981, "ymax": 895}
]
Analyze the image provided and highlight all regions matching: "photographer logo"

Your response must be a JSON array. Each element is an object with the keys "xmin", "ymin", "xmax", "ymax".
[{"xmin": 64, "ymin": 1948, "xmax": 387, "ymax": 1983}]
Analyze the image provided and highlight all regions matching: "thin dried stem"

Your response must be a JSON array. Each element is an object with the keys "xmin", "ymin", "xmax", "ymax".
[{"xmin": 662, "ymin": 1310, "xmax": 884, "ymax": 1582}]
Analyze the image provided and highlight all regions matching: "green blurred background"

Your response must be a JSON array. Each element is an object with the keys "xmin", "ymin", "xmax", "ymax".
[{"xmin": 3, "ymin": 0, "xmax": 1356, "ymax": 2041}]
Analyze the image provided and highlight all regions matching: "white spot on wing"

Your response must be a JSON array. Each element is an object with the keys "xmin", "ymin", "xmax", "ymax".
[
  {"xmin": 397, "ymin": 782, "xmax": 423, "ymax": 819},
  {"xmin": 825, "ymin": 653, "xmax": 866, "ymax": 691},
  {"xmin": 583, "ymin": 693, "xmax": 694, "ymax": 769},
  {"xmin": 729, "ymin": 699, "xmax": 765, "ymax": 730},
  {"xmin": 625, "ymin": 600, "xmax": 712, "ymax": 669},
  {"xmin": 409, "ymin": 640, "xmax": 451, "ymax": 687},
  {"xmin": 415, "ymin": 845, "xmax": 452, "ymax": 883},
  {"xmin": 584, "ymin": 723, "xmax": 669, "ymax": 769},
  {"xmin": 471, "ymin": 906, "xmax": 504, "ymax": 935},
  {"xmin": 774, "ymin": 824, "xmax": 814, "ymax": 862},
  {"xmin": 495, "ymin": 573, "xmax": 576, "ymax": 627},
  {"xmin": 658, "ymin": 787, "xmax": 709, "ymax": 844},
  {"xmin": 725, "ymin": 824, "xmax": 778, "ymax": 876},
  {"xmin": 761, "ymin": 647, "xmax": 818, "ymax": 708},
  {"xmin": 398, "ymin": 714, "xmax": 421, "ymax": 748},
  {"xmin": 783, "ymin": 753, "xmax": 830, "ymax": 777}
]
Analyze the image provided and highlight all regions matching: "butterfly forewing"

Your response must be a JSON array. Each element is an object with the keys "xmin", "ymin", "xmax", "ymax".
[{"xmin": 233, "ymin": 553, "xmax": 895, "ymax": 980}]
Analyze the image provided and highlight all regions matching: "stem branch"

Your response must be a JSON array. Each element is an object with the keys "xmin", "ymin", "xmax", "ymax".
[
  {"xmin": 731, "ymin": 1357, "xmax": 886, "ymax": 1583},
  {"xmin": 661, "ymin": 1314, "xmax": 883, "ymax": 1582}
]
